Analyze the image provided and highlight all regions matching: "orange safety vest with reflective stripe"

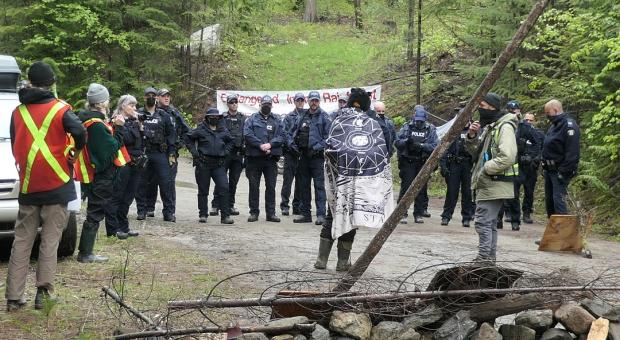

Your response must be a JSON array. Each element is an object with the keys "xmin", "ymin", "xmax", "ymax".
[
  {"xmin": 11, "ymin": 100, "xmax": 73, "ymax": 194},
  {"xmin": 73, "ymin": 118, "xmax": 130, "ymax": 184}
]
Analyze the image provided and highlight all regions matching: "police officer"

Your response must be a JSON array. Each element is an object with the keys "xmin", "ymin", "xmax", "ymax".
[
  {"xmin": 291, "ymin": 91, "xmax": 330, "ymax": 225},
  {"xmin": 105, "ymin": 95, "xmax": 143, "ymax": 239},
  {"xmin": 329, "ymin": 92, "xmax": 348, "ymax": 120},
  {"xmin": 542, "ymin": 99, "xmax": 580, "ymax": 217},
  {"xmin": 500, "ymin": 100, "xmax": 543, "ymax": 230},
  {"xmin": 185, "ymin": 108, "xmax": 235, "ymax": 224},
  {"xmin": 280, "ymin": 92, "xmax": 305, "ymax": 216},
  {"xmin": 521, "ymin": 113, "xmax": 544, "ymax": 223},
  {"xmin": 135, "ymin": 87, "xmax": 176, "ymax": 221},
  {"xmin": 394, "ymin": 106, "xmax": 439, "ymax": 224},
  {"xmin": 372, "ymin": 101, "xmax": 396, "ymax": 157},
  {"xmin": 244, "ymin": 95, "xmax": 285, "ymax": 222},
  {"xmin": 145, "ymin": 88, "xmax": 190, "ymax": 222},
  {"xmin": 439, "ymin": 120, "xmax": 474, "ymax": 227},
  {"xmin": 210, "ymin": 94, "xmax": 246, "ymax": 217}
]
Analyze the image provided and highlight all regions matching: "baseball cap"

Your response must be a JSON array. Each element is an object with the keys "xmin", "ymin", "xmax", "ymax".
[
  {"xmin": 157, "ymin": 88, "xmax": 171, "ymax": 96},
  {"xmin": 294, "ymin": 93, "xmax": 305, "ymax": 101},
  {"xmin": 308, "ymin": 91, "xmax": 320, "ymax": 100},
  {"xmin": 414, "ymin": 106, "xmax": 428, "ymax": 121},
  {"xmin": 227, "ymin": 94, "xmax": 239, "ymax": 103},
  {"xmin": 144, "ymin": 87, "xmax": 157, "ymax": 95},
  {"xmin": 506, "ymin": 100, "xmax": 521, "ymax": 110},
  {"xmin": 205, "ymin": 108, "xmax": 221, "ymax": 116},
  {"xmin": 261, "ymin": 95, "xmax": 272, "ymax": 104}
]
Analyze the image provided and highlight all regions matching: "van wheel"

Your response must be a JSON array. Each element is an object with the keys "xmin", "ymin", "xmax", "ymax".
[{"xmin": 57, "ymin": 212, "xmax": 78, "ymax": 258}]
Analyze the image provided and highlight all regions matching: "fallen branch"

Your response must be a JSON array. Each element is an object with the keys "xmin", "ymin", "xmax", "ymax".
[
  {"xmin": 332, "ymin": 0, "xmax": 553, "ymax": 293},
  {"xmin": 114, "ymin": 323, "xmax": 316, "ymax": 340},
  {"xmin": 167, "ymin": 285, "xmax": 620, "ymax": 310},
  {"xmin": 102, "ymin": 286, "xmax": 160, "ymax": 330}
]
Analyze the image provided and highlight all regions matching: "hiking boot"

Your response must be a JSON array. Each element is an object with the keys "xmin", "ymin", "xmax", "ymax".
[
  {"xmin": 136, "ymin": 213, "xmax": 146, "ymax": 221},
  {"xmin": 314, "ymin": 238, "xmax": 334, "ymax": 270},
  {"xmin": 422, "ymin": 210, "xmax": 431, "ymax": 218},
  {"xmin": 163, "ymin": 214, "xmax": 176, "ymax": 223},
  {"xmin": 504, "ymin": 217, "xmax": 512, "ymax": 222},
  {"xmin": 209, "ymin": 207, "xmax": 219, "ymax": 216},
  {"xmin": 77, "ymin": 221, "xmax": 109, "ymax": 263},
  {"xmin": 414, "ymin": 216, "xmax": 424, "ymax": 224},
  {"xmin": 315, "ymin": 216, "xmax": 325, "ymax": 225},
  {"xmin": 34, "ymin": 288, "xmax": 56, "ymax": 310},
  {"xmin": 6, "ymin": 299, "xmax": 26, "ymax": 312},
  {"xmin": 115, "ymin": 231, "xmax": 129, "ymax": 240},
  {"xmin": 127, "ymin": 230, "xmax": 139, "ymax": 237},
  {"xmin": 293, "ymin": 216, "xmax": 312, "ymax": 223},
  {"xmin": 146, "ymin": 211, "xmax": 155, "ymax": 218},
  {"xmin": 511, "ymin": 221, "xmax": 520, "ymax": 231},
  {"xmin": 230, "ymin": 207, "xmax": 240, "ymax": 216},
  {"xmin": 199, "ymin": 216, "xmax": 207, "ymax": 223},
  {"xmin": 266, "ymin": 215, "xmax": 281, "ymax": 223},
  {"xmin": 462, "ymin": 219, "xmax": 471, "ymax": 228},
  {"xmin": 400, "ymin": 217, "xmax": 408, "ymax": 224},
  {"xmin": 496, "ymin": 220, "xmax": 503, "ymax": 229},
  {"xmin": 534, "ymin": 239, "xmax": 541, "ymax": 245},
  {"xmin": 221, "ymin": 216, "xmax": 234, "ymax": 224},
  {"xmin": 523, "ymin": 213, "xmax": 533, "ymax": 224},
  {"xmin": 281, "ymin": 207, "xmax": 290, "ymax": 216},
  {"xmin": 336, "ymin": 240, "xmax": 353, "ymax": 272},
  {"xmin": 247, "ymin": 214, "xmax": 258, "ymax": 222},
  {"xmin": 473, "ymin": 255, "xmax": 496, "ymax": 266},
  {"xmin": 441, "ymin": 218, "xmax": 449, "ymax": 226}
]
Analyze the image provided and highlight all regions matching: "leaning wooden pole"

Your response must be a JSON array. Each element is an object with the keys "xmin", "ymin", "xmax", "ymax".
[{"xmin": 332, "ymin": 0, "xmax": 551, "ymax": 293}]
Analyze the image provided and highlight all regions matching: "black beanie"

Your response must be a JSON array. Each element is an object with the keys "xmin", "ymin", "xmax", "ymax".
[
  {"xmin": 347, "ymin": 88, "xmax": 371, "ymax": 112},
  {"xmin": 483, "ymin": 92, "xmax": 502, "ymax": 111},
  {"xmin": 28, "ymin": 61, "xmax": 56, "ymax": 87}
]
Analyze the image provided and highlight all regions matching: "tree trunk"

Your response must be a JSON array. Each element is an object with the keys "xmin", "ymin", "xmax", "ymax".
[
  {"xmin": 406, "ymin": 0, "xmax": 414, "ymax": 60},
  {"xmin": 354, "ymin": 0, "xmax": 363, "ymax": 29},
  {"xmin": 303, "ymin": 0, "xmax": 317, "ymax": 22},
  {"xmin": 416, "ymin": 0, "xmax": 422, "ymax": 104}
]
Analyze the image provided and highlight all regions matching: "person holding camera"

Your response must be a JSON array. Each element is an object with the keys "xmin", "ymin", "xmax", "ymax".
[
  {"xmin": 104, "ymin": 94, "xmax": 144, "ymax": 239},
  {"xmin": 291, "ymin": 91, "xmax": 331, "ymax": 225},
  {"xmin": 135, "ymin": 87, "xmax": 176, "ymax": 221}
]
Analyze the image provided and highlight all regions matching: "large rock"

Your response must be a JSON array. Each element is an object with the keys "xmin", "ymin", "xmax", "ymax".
[
  {"xmin": 515, "ymin": 310, "xmax": 554, "ymax": 332},
  {"xmin": 370, "ymin": 321, "xmax": 403, "ymax": 340},
  {"xmin": 473, "ymin": 323, "xmax": 502, "ymax": 340},
  {"xmin": 398, "ymin": 329, "xmax": 421, "ymax": 340},
  {"xmin": 604, "ymin": 307, "xmax": 620, "ymax": 322},
  {"xmin": 271, "ymin": 335, "xmax": 294, "ymax": 340},
  {"xmin": 498, "ymin": 325, "xmax": 536, "ymax": 340},
  {"xmin": 310, "ymin": 324, "xmax": 330, "ymax": 340},
  {"xmin": 554, "ymin": 303, "xmax": 595, "ymax": 334},
  {"xmin": 539, "ymin": 328, "xmax": 573, "ymax": 340},
  {"xmin": 608, "ymin": 322, "xmax": 620, "ymax": 340},
  {"xmin": 402, "ymin": 304, "xmax": 443, "ymax": 330},
  {"xmin": 293, "ymin": 336, "xmax": 307, "ymax": 340},
  {"xmin": 329, "ymin": 311, "xmax": 372, "ymax": 340},
  {"xmin": 242, "ymin": 333, "xmax": 269, "ymax": 340},
  {"xmin": 580, "ymin": 298, "xmax": 614, "ymax": 318},
  {"xmin": 267, "ymin": 316, "xmax": 310, "ymax": 328},
  {"xmin": 433, "ymin": 310, "xmax": 477, "ymax": 340}
]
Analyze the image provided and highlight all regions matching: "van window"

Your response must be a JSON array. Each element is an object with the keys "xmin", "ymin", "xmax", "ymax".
[{"xmin": 0, "ymin": 73, "xmax": 19, "ymax": 93}]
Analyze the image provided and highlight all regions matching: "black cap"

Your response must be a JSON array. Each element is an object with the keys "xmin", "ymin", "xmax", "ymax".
[
  {"xmin": 227, "ymin": 94, "xmax": 239, "ymax": 103},
  {"xmin": 28, "ymin": 61, "xmax": 55, "ymax": 87},
  {"xmin": 483, "ymin": 92, "xmax": 502, "ymax": 110},
  {"xmin": 144, "ymin": 87, "xmax": 157, "ymax": 95},
  {"xmin": 205, "ymin": 108, "xmax": 221, "ymax": 116}
]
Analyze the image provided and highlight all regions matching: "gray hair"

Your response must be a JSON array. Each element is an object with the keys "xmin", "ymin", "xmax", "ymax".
[
  {"xmin": 85, "ymin": 100, "xmax": 110, "ymax": 113},
  {"xmin": 114, "ymin": 94, "xmax": 138, "ymax": 117}
]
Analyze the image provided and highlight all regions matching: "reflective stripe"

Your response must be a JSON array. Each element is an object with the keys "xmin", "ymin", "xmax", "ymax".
[
  {"xmin": 18, "ymin": 103, "xmax": 70, "ymax": 193},
  {"xmin": 78, "ymin": 151, "xmax": 91, "ymax": 183}
]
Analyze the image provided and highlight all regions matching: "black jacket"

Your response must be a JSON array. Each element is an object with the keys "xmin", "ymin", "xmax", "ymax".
[
  {"xmin": 117, "ymin": 117, "xmax": 144, "ymax": 158},
  {"xmin": 139, "ymin": 107, "xmax": 175, "ymax": 156},
  {"xmin": 10, "ymin": 87, "xmax": 86, "ymax": 205},
  {"xmin": 159, "ymin": 104, "xmax": 190, "ymax": 153},
  {"xmin": 543, "ymin": 113, "xmax": 580, "ymax": 176},
  {"xmin": 185, "ymin": 121, "xmax": 233, "ymax": 158}
]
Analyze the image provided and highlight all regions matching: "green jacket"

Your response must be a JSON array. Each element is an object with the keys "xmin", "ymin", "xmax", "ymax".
[
  {"xmin": 79, "ymin": 110, "xmax": 123, "ymax": 174},
  {"xmin": 465, "ymin": 113, "xmax": 518, "ymax": 201}
]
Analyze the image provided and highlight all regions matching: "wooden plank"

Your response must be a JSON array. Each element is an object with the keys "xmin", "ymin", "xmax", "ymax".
[
  {"xmin": 587, "ymin": 317, "xmax": 609, "ymax": 340},
  {"xmin": 538, "ymin": 215, "xmax": 582, "ymax": 253},
  {"xmin": 469, "ymin": 293, "xmax": 544, "ymax": 322}
]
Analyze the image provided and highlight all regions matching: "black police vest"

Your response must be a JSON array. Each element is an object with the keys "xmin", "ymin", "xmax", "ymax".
[
  {"xmin": 142, "ymin": 111, "xmax": 166, "ymax": 148},
  {"xmin": 264, "ymin": 116, "xmax": 276, "ymax": 141},
  {"xmin": 296, "ymin": 115, "xmax": 311, "ymax": 149},
  {"xmin": 124, "ymin": 119, "xmax": 144, "ymax": 157},
  {"xmin": 225, "ymin": 114, "xmax": 244, "ymax": 147},
  {"xmin": 409, "ymin": 125, "xmax": 429, "ymax": 143}
]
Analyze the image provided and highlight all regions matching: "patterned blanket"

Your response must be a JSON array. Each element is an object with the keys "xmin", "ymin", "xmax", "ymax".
[{"xmin": 325, "ymin": 108, "xmax": 395, "ymax": 239}]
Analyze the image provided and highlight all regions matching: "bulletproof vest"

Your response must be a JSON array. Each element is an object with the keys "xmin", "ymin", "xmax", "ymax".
[
  {"xmin": 225, "ymin": 113, "xmax": 244, "ymax": 147},
  {"xmin": 124, "ymin": 119, "xmax": 144, "ymax": 156},
  {"xmin": 264, "ymin": 115, "xmax": 276, "ymax": 141},
  {"xmin": 142, "ymin": 110, "xmax": 165, "ymax": 146},
  {"xmin": 296, "ymin": 114, "xmax": 311, "ymax": 149},
  {"xmin": 409, "ymin": 123, "xmax": 429, "ymax": 143}
]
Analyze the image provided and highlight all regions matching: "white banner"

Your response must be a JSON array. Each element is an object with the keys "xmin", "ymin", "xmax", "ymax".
[{"xmin": 216, "ymin": 85, "xmax": 382, "ymax": 117}]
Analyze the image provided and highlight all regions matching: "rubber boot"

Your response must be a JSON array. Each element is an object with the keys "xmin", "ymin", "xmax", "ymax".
[
  {"xmin": 313, "ymin": 238, "xmax": 334, "ymax": 269},
  {"xmin": 336, "ymin": 240, "xmax": 353, "ymax": 272},
  {"xmin": 77, "ymin": 221, "xmax": 109, "ymax": 263}
]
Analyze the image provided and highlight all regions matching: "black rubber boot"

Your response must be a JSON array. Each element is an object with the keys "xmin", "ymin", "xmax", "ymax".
[
  {"xmin": 77, "ymin": 221, "xmax": 109, "ymax": 263},
  {"xmin": 336, "ymin": 240, "xmax": 353, "ymax": 272},
  {"xmin": 313, "ymin": 238, "xmax": 334, "ymax": 270}
]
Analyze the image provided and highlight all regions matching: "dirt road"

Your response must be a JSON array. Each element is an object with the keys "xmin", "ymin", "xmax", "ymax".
[{"xmin": 136, "ymin": 158, "xmax": 620, "ymax": 282}]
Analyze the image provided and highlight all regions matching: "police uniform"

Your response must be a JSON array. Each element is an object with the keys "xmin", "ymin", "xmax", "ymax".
[
  {"xmin": 368, "ymin": 109, "xmax": 396, "ymax": 156},
  {"xmin": 500, "ymin": 119, "xmax": 544, "ymax": 225},
  {"xmin": 280, "ymin": 98, "xmax": 305, "ymax": 216},
  {"xmin": 135, "ymin": 103, "xmax": 176, "ymax": 220},
  {"xmin": 291, "ymin": 92, "xmax": 330, "ymax": 224},
  {"xmin": 439, "ymin": 126, "xmax": 474, "ymax": 226},
  {"xmin": 243, "ymin": 95, "xmax": 285, "ymax": 222},
  {"xmin": 394, "ymin": 108, "xmax": 439, "ymax": 223},
  {"xmin": 210, "ymin": 108, "xmax": 247, "ymax": 216},
  {"xmin": 542, "ymin": 113, "xmax": 580, "ymax": 216},
  {"xmin": 186, "ymin": 109, "xmax": 234, "ymax": 224},
  {"xmin": 105, "ymin": 115, "xmax": 144, "ymax": 238}
]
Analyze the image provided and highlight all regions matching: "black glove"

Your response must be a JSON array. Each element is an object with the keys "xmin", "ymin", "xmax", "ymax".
[{"xmin": 407, "ymin": 137, "xmax": 420, "ymax": 151}]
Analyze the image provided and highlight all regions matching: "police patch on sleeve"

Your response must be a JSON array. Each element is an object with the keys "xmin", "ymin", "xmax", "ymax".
[{"xmin": 567, "ymin": 129, "xmax": 575, "ymax": 136}]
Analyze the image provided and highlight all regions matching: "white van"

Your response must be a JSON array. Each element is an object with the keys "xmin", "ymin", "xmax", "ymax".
[{"xmin": 0, "ymin": 55, "xmax": 79, "ymax": 258}]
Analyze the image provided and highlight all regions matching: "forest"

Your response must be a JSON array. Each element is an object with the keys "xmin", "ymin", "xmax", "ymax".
[{"xmin": 1, "ymin": 0, "xmax": 618, "ymax": 236}]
